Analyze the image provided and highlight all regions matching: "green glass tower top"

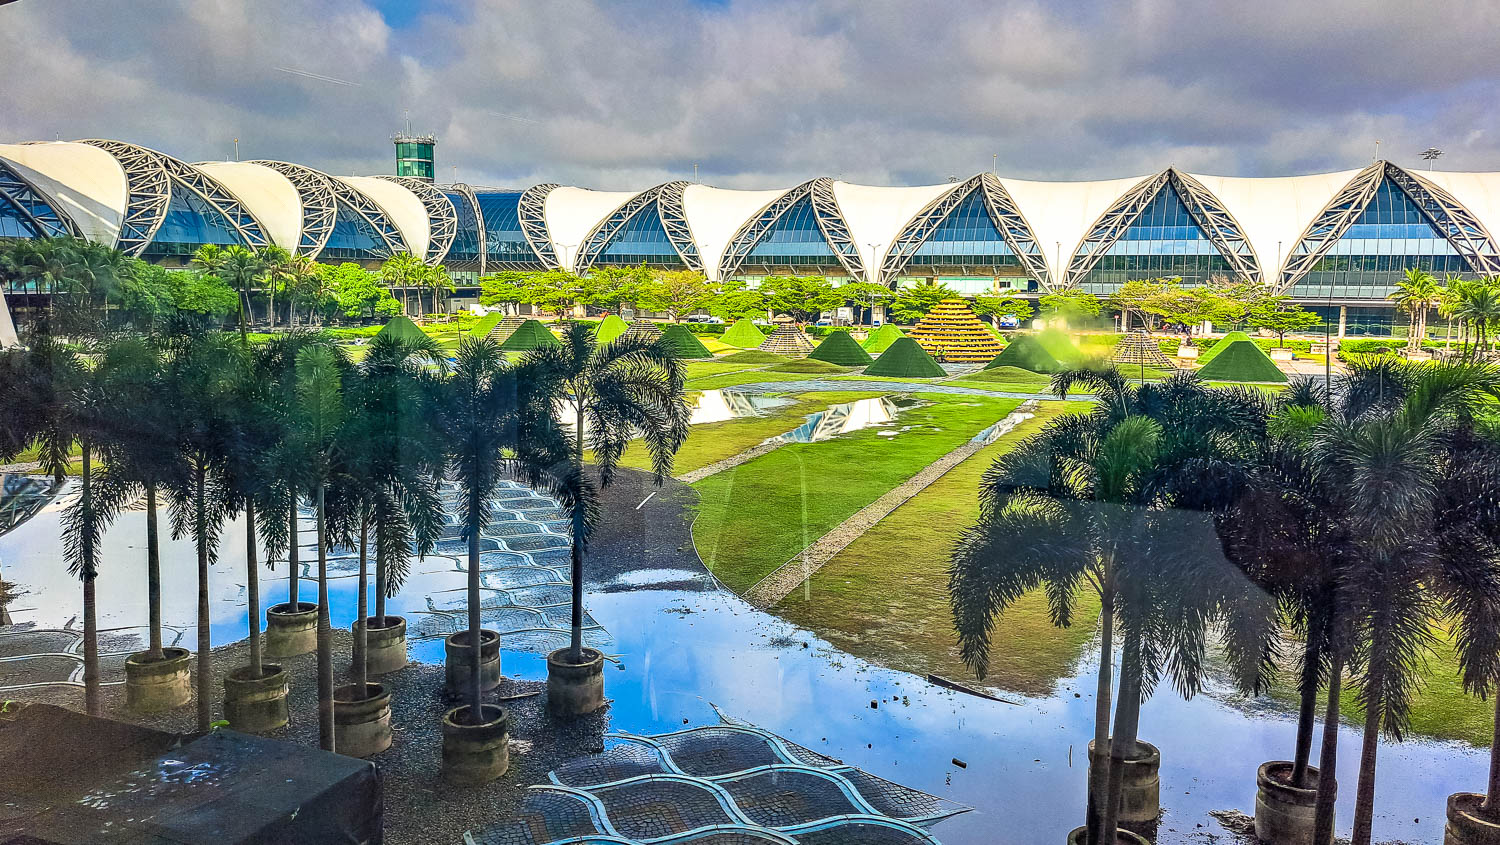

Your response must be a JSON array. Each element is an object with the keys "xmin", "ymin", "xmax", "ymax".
[{"xmin": 393, "ymin": 133, "xmax": 436, "ymax": 182}]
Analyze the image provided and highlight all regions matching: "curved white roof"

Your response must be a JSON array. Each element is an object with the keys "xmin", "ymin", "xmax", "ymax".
[
  {"xmin": 1422, "ymin": 170, "xmax": 1500, "ymax": 248},
  {"xmin": 1189, "ymin": 170, "xmax": 1361, "ymax": 278},
  {"xmin": 832, "ymin": 181, "xmax": 956, "ymax": 280},
  {"xmin": 0, "ymin": 141, "xmax": 128, "ymax": 246},
  {"xmin": 998, "ymin": 174, "xmax": 1153, "ymax": 283},
  {"xmin": 340, "ymin": 176, "xmax": 430, "ymax": 259},
  {"xmin": 681, "ymin": 185, "xmax": 791, "ymax": 279},
  {"xmin": 194, "ymin": 161, "xmax": 303, "ymax": 252},
  {"xmin": 543, "ymin": 187, "xmax": 638, "ymax": 271}
]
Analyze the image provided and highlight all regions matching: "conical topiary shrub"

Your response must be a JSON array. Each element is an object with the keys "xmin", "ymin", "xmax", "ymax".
[
  {"xmin": 486, "ymin": 315, "xmax": 526, "ymax": 343},
  {"xmin": 1195, "ymin": 339, "xmax": 1287, "ymax": 382},
  {"xmin": 1198, "ymin": 331, "xmax": 1251, "ymax": 364},
  {"xmin": 469, "ymin": 313, "xmax": 503, "ymax": 340},
  {"xmin": 865, "ymin": 337, "xmax": 946, "ymax": 378},
  {"xmin": 721, "ymin": 318, "xmax": 767, "ymax": 348},
  {"xmin": 497, "ymin": 319, "xmax": 560, "ymax": 351},
  {"xmin": 862, "ymin": 324, "xmax": 905, "ymax": 353},
  {"xmin": 809, "ymin": 331, "xmax": 874, "ymax": 366},
  {"xmin": 758, "ymin": 324, "xmax": 816, "ymax": 357},
  {"xmin": 986, "ymin": 334, "xmax": 1066, "ymax": 373},
  {"xmin": 377, "ymin": 315, "xmax": 426, "ymax": 342},
  {"xmin": 624, "ymin": 319, "xmax": 662, "ymax": 341},
  {"xmin": 659, "ymin": 323, "xmax": 714, "ymax": 359},
  {"xmin": 594, "ymin": 314, "xmax": 629, "ymax": 345},
  {"xmin": 1035, "ymin": 329, "xmax": 1083, "ymax": 366}
]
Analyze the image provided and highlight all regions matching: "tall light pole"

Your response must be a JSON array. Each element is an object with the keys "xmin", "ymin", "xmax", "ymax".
[{"xmin": 1421, "ymin": 147, "xmax": 1444, "ymax": 174}]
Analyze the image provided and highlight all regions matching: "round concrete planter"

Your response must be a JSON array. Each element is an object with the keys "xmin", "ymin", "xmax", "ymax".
[
  {"xmin": 441, "ymin": 704, "xmax": 509, "ymax": 785},
  {"xmin": 1067, "ymin": 825, "xmax": 1150, "ymax": 844},
  {"xmin": 265, "ymin": 601, "xmax": 318, "ymax": 658},
  {"xmin": 547, "ymin": 647, "xmax": 605, "ymax": 718},
  {"xmin": 223, "ymin": 664, "xmax": 289, "ymax": 734},
  {"xmin": 1447, "ymin": 793, "xmax": 1500, "ymax": 845},
  {"xmin": 333, "ymin": 682, "xmax": 392, "ymax": 758},
  {"xmin": 354, "ymin": 616, "xmax": 408, "ymax": 676},
  {"xmin": 444, "ymin": 629, "xmax": 500, "ymax": 697},
  {"xmin": 1087, "ymin": 739, "xmax": 1161, "ymax": 825},
  {"xmin": 1256, "ymin": 761, "xmax": 1332, "ymax": 844},
  {"xmin": 123, "ymin": 648, "xmax": 191, "ymax": 713}
]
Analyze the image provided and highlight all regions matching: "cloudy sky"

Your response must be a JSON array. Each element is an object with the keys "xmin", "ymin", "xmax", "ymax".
[{"xmin": 2, "ymin": 0, "xmax": 1497, "ymax": 189}]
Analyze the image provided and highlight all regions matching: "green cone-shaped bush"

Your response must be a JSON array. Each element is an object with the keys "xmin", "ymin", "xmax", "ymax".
[
  {"xmin": 595, "ymin": 314, "xmax": 629, "ymax": 345},
  {"xmin": 469, "ymin": 313, "xmax": 503, "ymax": 339},
  {"xmin": 862, "ymin": 324, "xmax": 905, "ymax": 353},
  {"xmin": 986, "ymin": 335, "xmax": 1066, "ymax": 373},
  {"xmin": 865, "ymin": 337, "xmax": 946, "ymax": 378},
  {"xmin": 377, "ymin": 315, "xmax": 426, "ymax": 342},
  {"xmin": 498, "ymin": 319, "xmax": 560, "ymax": 351},
  {"xmin": 1035, "ymin": 329, "xmax": 1083, "ymax": 365},
  {"xmin": 1195, "ymin": 339, "xmax": 1287, "ymax": 382},
  {"xmin": 1197, "ymin": 331, "xmax": 1251, "ymax": 364},
  {"xmin": 809, "ymin": 331, "xmax": 874, "ymax": 365},
  {"xmin": 659, "ymin": 323, "xmax": 714, "ymax": 359},
  {"xmin": 721, "ymin": 318, "xmax": 767, "ymax": 348}
]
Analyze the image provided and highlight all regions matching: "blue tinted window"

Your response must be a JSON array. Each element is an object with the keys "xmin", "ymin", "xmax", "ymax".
[
  {"xmin": 592, "ymin": 201, "xmax": 684, "ymax": 268},
  {"xmin": 1074, "ymin": 183, "xmax": 1232, "ymax": 294},
  {"xmin": 1290, "ymin": 178, "xmax": 1472, "ymax": 300},
  {"xmin": 321, "ymin": 200, "xmax": 389, "ymax": 261},
  {"xmin": 908, "ymin": 188, "xmax": 1023, "ymax": 271},
  {"xmin": 0, "ymin": 195, "xmax": 38, "ymax": 238},
  {"xmin": 742, "ymin": 196, "xmax": 838, "ymax": 267},
  {"xmin": 0, "ymin": 163, "xmax": 71, "ymax": 238},
  {"xmin": 143, "ymin": 183, "xmax": 245, "ymax": 257},
  {"xmin": 475, "ymin": 191, "xmax": 539, "ymax": 265},
  {"xmin": 445, "ymin": 191, "xmax": 482, "ymax": 264}
]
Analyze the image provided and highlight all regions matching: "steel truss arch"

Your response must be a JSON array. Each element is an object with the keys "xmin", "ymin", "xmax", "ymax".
[
  {"xmin": 443, "ymin": 182, "xmax": 486, "ymax": 273},
  {"xmin": 82, "ymin": 140, "xmax": 271, "ymax": 255},
  {"xmin": 878, "ymin": 173, "xmax": 1053, "ymax": 289},
  {"xmin": 718, "ymin": 178, "xmax": 865, "ymax": 280},
  {"xmin": 1385, "ymin": 165, "xmax": 1500, "ymax": 276},
  {"xmin": 0, "ymin": 160, "xmax": 81, "ymax": 238},
  {"xmin": 244, "ymin": 159, "xmax": 338, "ymax": 257},
  {"xmin": 574, "ymin": 181, "xmax": 699, "ymax": 273},
  {"xmin": 518, "ymin": 183, "xmax": 560, "ymax": 269},
  {"xmin": 74, "ymin": 139, "xmax": 171, "ymax": 256},
  {"xmin": 1063, "ymin": 170, "xmax": 1171, "ymax": 288},
  {"xmin": 1169, "ymin": 170, "xmax": 1261, "ymax": 282},
  {"xmin": 1276, "ymin": 162, "xmax": 1389, "ymax": 293},
  {"xmin": 377, "ymin": 175, "xmax": 457, "ymax": 265}
]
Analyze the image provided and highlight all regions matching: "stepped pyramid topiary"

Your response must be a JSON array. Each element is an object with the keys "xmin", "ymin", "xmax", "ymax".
[
  {"xmin": 1111, "ymin": 331, "xmax": 1173, "ymax": 368},
  {"xmin": 905, "ymin": 299, "xmax": 1006, "ymax": 362},
  {"xmin": 470, "ymin": 312, "xmax": 503, "ymax": 340},
  {"xmin": 985, "ymin": 334, "xmax": 1066, "ymax": 373},
  {"xmin": 758, "ymin": 324, "xmax": 816, "ymax": 357},
  {"xmin": 865, "ymin": 337, "xmax": 946, "ymax": 378},
  {"xmin": 497, "ymin": 319, "xmax": 560, "ymax": 351},
  {"xmin": 659, "ymin": 323, "xmax": 714, "ymax": 358},
  {"xmin": 623, "ymin": 319, "xmax": 663, "ymax": 342},
  {"xmin": 861, "ymin": 324, "xmax": 905, "ymax": 353},
  {"xmin": 1198, "ymin": 331, "xmax": 1251, "ymax": 364},
  {"xmin": 376, "ymin": 315, "xmax": 426, "ymax": 343},
  {"xmin": 1195, "ymin": 339, "xmax": 1287, "ymax": 382},
  {"xmin": 809, "ymin": 330, "xmax": 874, "ymax": 366},
  {"xmin": 594, "ymin": 314, "xmax": 629, "ymax": 345},
  {"xmin": 486, "ymin": 314, "xmax": 527, "ymax": 343},
  {"xmin": 721, "ymin": 318, "xmax": 767, "ymax": 348}
]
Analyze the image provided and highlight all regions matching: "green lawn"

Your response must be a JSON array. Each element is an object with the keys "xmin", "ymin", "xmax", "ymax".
[
  {"xmin": 823, "ymin": 373, "xmax": 951, "ymax": 385},
  {"xmin": 691, "ymin": 394, "xmax": 1023, "ymax": 592},
  {"xmin": 683, "ymin": 360, "xmax": 765, "ymax": 381},
  {"xmin": 771, "ymin": 402, "xmax": 1100, "ymax": 697}
]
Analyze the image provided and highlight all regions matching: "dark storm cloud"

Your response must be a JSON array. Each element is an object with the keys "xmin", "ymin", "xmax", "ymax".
[{"xmin": 1, "ymin": 0, "xmax": 1496, "ymax": 188}]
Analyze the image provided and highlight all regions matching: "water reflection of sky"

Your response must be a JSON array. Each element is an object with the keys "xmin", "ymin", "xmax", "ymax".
[
  {"xmin": 765, "ymin": 396, "xmax": 924, "ymax": 445},
  {"xmin": 555, "ymin": 390, "xmax": 793, "ymax": 431},
  {"xmin": 0, "ymin": 481, "xmax": 1487, "ymax": 844}
]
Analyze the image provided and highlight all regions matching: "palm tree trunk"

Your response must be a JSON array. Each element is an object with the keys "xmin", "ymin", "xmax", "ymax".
[
  {"xmin": 268, "ymin": 285, "xmax": 276, "ymax": 330},
  {"xmin": 375, "ymin": 544, "xmax": 387, "ymax": 627},
  {"xmin": 570, "ymin": 399, "xmax": 586, "ymax": 663},
  {"xmin": 1483, "ymin": 690, "xmax": 1500, "ymax": 816},
  {"xmin": 1292, "ymin": 634, "xmax": 1322, "ymax": 787},
  {"xmin": 315, "ymin": 482, "xmax": 334, "ymax": 751},
  {"xmin": 80, "ymin": 443, "xmax": 99, "ymax": 716},
  {"xmin": 1312, "ymin": 654, "xmax": 1343, "ymax": 845},
  {"xmin": 194, "ymin": 462, "xmax": 212, "ymax": 733},
  {"xmin": 245, "ymin": 500, "xmax": 262, "ymax": 677},
  {"xmin": 1350, "ymin": 688, "xmax": 1382, "ymax": 845},
  {"xmin": 146, "ymin": 481, "xmax": 163, "ymax": 661},
  {"xmin": 468, "ymin": 496, "xmax": 483, "ymax": 723},
  {"xmin": 1101, "ymin": 629, "xmax": 1143, "ymax": 844},
  {"xmin": 1087, "ymin": 575, "xmax": 1116, "ymax": 845},
  {"xmin": 355, "ymin": 512, "xmax": 369, "ymax": 699},
  {"xmin": 287, "ymin": 485, "xmax": 300, "ymax": 608}
]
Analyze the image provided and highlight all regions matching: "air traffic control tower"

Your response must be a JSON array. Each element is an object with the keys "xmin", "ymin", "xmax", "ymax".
[{"xmin": 393, "ymin": 132, "xmax": 436, "ymax": 181}]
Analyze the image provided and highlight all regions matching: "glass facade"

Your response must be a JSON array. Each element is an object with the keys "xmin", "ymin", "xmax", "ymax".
[
  {"xmin": 0, "ymin": 195, "xmax": 36, "ymax": 238},
  {"xmin": 444, "ymin": 191, "xmax": 482, "ymax": 264},
  {"xmin": 592, "ymin": 202, "xmax": 684, "ymax": 268},
  {"xmin": 0, "ymin": 163, "xmax": 72, "ymax": 239},
  {"xmin": 394, "ymin": 141, "xmax": 435, "ymax": 181},
  {"xmin": 475, "ymin": 191, "xmax": 540, "ymax": 266},
  {"xmin": 142, "ymin": 183, "xmax": 246, "ymax": 258},
  {"xmin": 740, "ymin": 196, "xmax": 839, "ymax": 269},
  {"xmin": 1074, "ymin": 183, "xmax": 1234, "ymax": 294},
  {"xmin": 320, "ymin": 200, "xmax": 390, "ymax": 261},
  {"xmin": 1288, "ymin": 178, "xmax": 1472, "ymax": 300},
  {"xmin": 907, "ymin": 189, "xmax": 1024, "ymax": 270}
]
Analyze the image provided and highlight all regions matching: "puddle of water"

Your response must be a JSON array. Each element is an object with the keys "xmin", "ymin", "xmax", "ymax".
[
  {"xmin": 764, "ymin": 396, "xmax": 924, "ymax": 445},
  {"xmin": 556, "ymin": 390, "xmax": 791, "ymax": 432}
]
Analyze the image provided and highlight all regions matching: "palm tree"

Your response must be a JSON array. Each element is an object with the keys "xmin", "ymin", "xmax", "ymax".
[
  {"xmin": 527, "ymin": 323, "xmax": 689, "ymax": 693},
  {"xmin": 380, "ymin": 253, "xmax": 424, "ymax": 318},
  {"xmin": 55, "ymin": 240, "xmax": 131, "ymax": 336},
  {"xmin": 257, "ymin": 245, "xmax": 294, "ymax": 329},
  {"xmin": 217, "ymin": 246, "xmax": 263, "ymax": 343},
  {"xmin": 1455, "ymin": 279, "xmax": 1500, "ymax": 356},
  {"xmin": 426, "ymin": 264, "xmax": 454, "ymax": 319},
  {"xmin": 1388, "ymin": 268, "xmax": 1440, "ymax": 352}
]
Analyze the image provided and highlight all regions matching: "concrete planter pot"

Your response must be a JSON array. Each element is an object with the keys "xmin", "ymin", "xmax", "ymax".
[
  {"xmin": 123, "ymin": 647, "xmax": 191, "ymax": 713},
  {"xmin": 223, "ymin": 664, "xmax": 289, "ymax": 734},
  {"xmin": 333, "ymin": 682, "xmax": 392, "ymax": 758},
  {"xmin": 1271, "ymin": 347, "xmax": 1296, "ymax": 361},
  {"xmin": 547, "ymin": 647, "xmax": 605, "ymax": 718},
  {"xmin": 1256, "ymin": 761, "xmax": 1332, "ymax": 844},
  {"xmin": 441, "ymin": 704, "xmax": 509, "ymax": 785},
  {"xmin": 265, "ymin": 601, "xmax": 318, "ymax": 658},
  {"xmin": 1067, "ymin": 826, "xmax": 1150, "ymax": 844},
  {"xmin": 444, "ymin": 629, "xmax": 500, "ymax": 697},
  {"xmin": 354, "ymin": 616, "xmax": 408, "ymax": 676},
  {"xmin": 1087, "ymin": 739, "xmax": 1161, "ymax": 825},
  {"xmin": 1447, "ymin": 793, "xmax": 1500, "ymax": 845},
  {"xmin": 1176, "ymin": 346, "xmax": 1200, "ymax": 360}
]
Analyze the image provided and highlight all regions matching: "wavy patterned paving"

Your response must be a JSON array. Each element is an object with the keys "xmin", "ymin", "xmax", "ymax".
[{"xmin": 469, "ymin": 721, "xmax": 968, "ymax": 844}]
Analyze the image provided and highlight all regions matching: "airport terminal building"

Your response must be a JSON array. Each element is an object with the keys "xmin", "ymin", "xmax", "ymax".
[{"xmin": 3, "ymin": 139, "xmax": 1499, "ymax": 333}]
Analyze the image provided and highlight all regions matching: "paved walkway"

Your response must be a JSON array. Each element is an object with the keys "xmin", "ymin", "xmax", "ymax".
[
  {"xmin": 675, "ymin": 441, "xmax": 785, "ymax": 484},
  {"xmin": 725, "ymin": 375, "xmax": 1091, "ymax": 401},
  {"xmin": 741, "ymin": 400, "xmax": 1040, "ymax": 609}
]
